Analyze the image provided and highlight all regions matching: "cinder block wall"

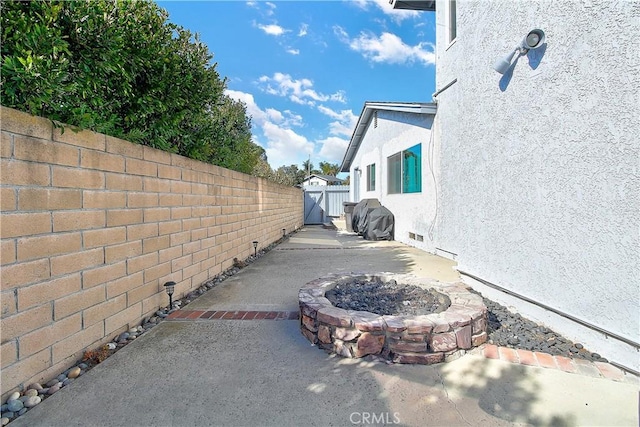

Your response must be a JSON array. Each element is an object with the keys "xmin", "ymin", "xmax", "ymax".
[{"xmin": 0, "ymin": 106, "xmax": 303, "ymax": 399}]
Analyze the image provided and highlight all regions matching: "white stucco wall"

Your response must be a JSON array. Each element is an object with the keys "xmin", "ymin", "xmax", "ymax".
[
  {"xmin": 349, "ymin": 111, "xmax": 437, "ymax": 252},
  {"xmin": 433, "ymin": 0, "xmax": 639, "ymax": 370}
]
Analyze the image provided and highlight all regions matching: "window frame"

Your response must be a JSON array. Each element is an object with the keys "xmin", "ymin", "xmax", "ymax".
[
  {"xmin": 366, "ymin": 163, "xmax": 376, "ymax": 191},
  {"xmin": 447, "ymin": 0, "xmax": 457, "ymax": 45},
  {"xmin": 387, "ymin": 144, "xmax": 422, "ymax": 195}
]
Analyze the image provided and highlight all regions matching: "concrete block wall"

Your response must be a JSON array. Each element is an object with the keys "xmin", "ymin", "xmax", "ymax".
[{"xmin": 0, "ymin": 106, "xmax": 303, "ymax": 399}]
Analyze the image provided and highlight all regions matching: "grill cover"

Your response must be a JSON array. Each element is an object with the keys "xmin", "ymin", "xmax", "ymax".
[{"xmin": 351, "ymin": 199, "xmax": 394, "ymax": 241}]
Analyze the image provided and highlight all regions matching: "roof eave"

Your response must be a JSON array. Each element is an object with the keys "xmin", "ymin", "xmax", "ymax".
[
  {"xmin": 391, "ymin": 0, "xmax": 436, "ymax": 12},
  {"xmin": 339, "ymin": 102, "xmax": 437, "ymax": 173}
]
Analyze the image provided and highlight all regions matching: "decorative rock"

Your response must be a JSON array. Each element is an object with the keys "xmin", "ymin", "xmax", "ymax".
[
  {"xmin": 62, "ymin": 379, "xmax": 72, "ymax": 387},
  {"xmin": 355, "ymin": 333, "xmax": 385, "ymax": 358},
  {"xmin": 68, "ymin": 366, "xmax": 81, "ymax": 379},
  {"xmin": 430, "ymin": 332, "xmax": 457, "ymax": 352},
  {"xmin": 2, "ymin": 417, "xmax": 11, "ymax": 426},
  {"xmin": 78, "ymin": 363, "xmax": 89, "ymax": 369},
  {"xmin": 24, "ymin": 389, "xmax": 38, "ymax": 398},
  {"xmin": 301, "ymin": 315, "xmax": 317, "ymax": 332},
  {"xmin": 106, "ymin": 342, "xmax": 117, "ymax": 350},
  {"xmin": 17, "ymin": 408, "xmax": 26, "ymax": 416},
  {"xmin": 317, "ymin": 325, "xmax": 331, "ymax": 344},
  {"xmin": 333, "ymin": 327, "xmax": 360, "ymax": 342},
  {"xmin": 23, "ymin": 396, "xmax": 41, "ymax": 408},
  {"xmin": 117, "ymin": 332, "xmax": 130, "ymax": 342},
  {"xmin": 7, "ymin": 392, "xmax": 20, "ymax": 402},
  {"xmin": 57, "ymin": 374, "xmax": 67, "ymax": 382},
  {"xmin": 6, "ymin": 399, "xmax": 23, "ymax": 413},
  {"xmin": 1, "ymin": 404, "xmax": 7, "ymax": 412},
  {"xmin": 455, "ymin": 325, "xmax": 472, "ymax": 349},
  {"xmin": 28, "ymin": 383, "xmax": 43, "ymax": 391}
]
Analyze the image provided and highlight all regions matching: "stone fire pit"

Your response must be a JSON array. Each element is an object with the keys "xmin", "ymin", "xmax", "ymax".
[{"xmin": 299, "ymin": 273, "xmax": 488, "ymax": 364}]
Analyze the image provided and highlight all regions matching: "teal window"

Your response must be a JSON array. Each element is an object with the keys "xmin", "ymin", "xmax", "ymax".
[
  {"xmin": 366, "ymin": 164, "xmax": 376, "ymax": 191},
  {"xmin": 387, "ymin": 144, "xmax": 421, "ymax": 194},
  {"xmin": 403, "ymin": 144, "xmax": 422, "ymax": 193}
]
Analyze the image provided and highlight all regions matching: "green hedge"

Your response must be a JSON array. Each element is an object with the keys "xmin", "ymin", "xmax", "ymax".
[{"xmin": 1, "ymin": 0, "xmax": 262, "ymax": 174}]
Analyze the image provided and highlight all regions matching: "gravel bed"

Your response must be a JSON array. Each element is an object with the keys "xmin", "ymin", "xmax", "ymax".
[{"xmin": 479, "ymin": 293, "xmax": 608, "ymax": 363}]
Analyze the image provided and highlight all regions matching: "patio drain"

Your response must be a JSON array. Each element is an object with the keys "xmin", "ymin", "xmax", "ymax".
[{"xmin": 299, "ymin": 273, "xmax": 488, "ymax": 364}]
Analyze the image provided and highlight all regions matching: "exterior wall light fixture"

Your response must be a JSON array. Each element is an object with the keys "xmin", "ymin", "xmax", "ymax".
[{"xmin": 494, "ymin": 29, "xmax": 546, "ymax": 74}]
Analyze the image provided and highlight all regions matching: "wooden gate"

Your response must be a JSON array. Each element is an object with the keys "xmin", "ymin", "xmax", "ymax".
[{"xmin": 303, "ymin": 185, "xmax": 349, "ymax": 225}]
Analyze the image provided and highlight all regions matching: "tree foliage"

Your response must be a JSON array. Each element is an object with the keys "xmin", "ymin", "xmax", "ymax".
[
  {"xmin": 1, "ymin": 0, "xmax": 261, "ymax": 174},
  {"xmin": 319, "ymin": 161, "xmax": 340, "ymax": 176}
]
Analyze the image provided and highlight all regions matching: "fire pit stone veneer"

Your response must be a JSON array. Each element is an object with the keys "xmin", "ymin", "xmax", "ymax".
[{"xmin": 299, "ymin": 273, "xmax": 488, "ymax": 364}]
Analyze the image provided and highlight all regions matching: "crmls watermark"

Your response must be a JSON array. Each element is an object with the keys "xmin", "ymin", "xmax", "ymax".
[{"xmin": 349, "ymin": 412, "xmax": 401, "ymax": 425}]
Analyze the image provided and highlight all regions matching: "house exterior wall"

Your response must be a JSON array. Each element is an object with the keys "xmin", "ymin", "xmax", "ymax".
[
  {"xmin": 0, "ymin": 107, "xmax": 303, "ymax": 399},
  {"xmin": 348, "ymin": 110, "xmax": 437, "ymax": 252},
  {"xmin": 304, "ymin": 176, "xmax": 329, "ymax": 186},
  {"xmin": 433, "ymin": 0, "xmax": 639, "ymax": 370}
]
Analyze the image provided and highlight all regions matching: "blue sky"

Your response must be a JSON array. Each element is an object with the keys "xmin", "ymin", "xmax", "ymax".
[{"xmin": 157, "ymin": 0, "xmax": 436, "ymax": 172}]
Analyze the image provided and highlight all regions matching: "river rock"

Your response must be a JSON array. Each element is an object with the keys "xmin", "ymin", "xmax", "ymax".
[
  {"xmin": 47, "ymin": 384, "xmax": 61, "ymax": 395},
  {"xmin": 6, "ymin": 399, "xmax": 23, "ymax": 413},
  {"xmin": 7, "ymin": 392, "xmax": 20, "ymax": 402},
  {"xmin": 27, "ymin": 383, "xmax": 43, "ymax": 391},
  {"xmin": 68, "ymin": 367, "xmax": 81, "ymax": 379},
  {"xmin": 24, "ymin": 389, "xmax": 38, "ymax": 398},
  {"xmin": 23, "ymin": 396, "xmax": 41, "ymax": 408}
]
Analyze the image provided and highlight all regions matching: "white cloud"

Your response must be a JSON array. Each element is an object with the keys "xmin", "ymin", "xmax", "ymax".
[
  {"xmin": 336, "ymin": 27, "xmax": 435, "ymax": 66},
  {"xmin": 286, "ymin": 48, "xmax": 300, "ymax": 55},
  {"xmin": 298, "ymin": 23, "xmax": 308, "ymax": 37},
  {"xmin": 258, "ymin": 72, "xmax": 346, "ymax": 106},
  {"xmin": 317, "ymin": 105, "xmax": 358, "ymax": 138},
  {"xmin": 224, "ymin": 89, "xmax": 313, "ymax": 168},
  {"xmin": 256, "ymin": 23, "xmax": 288, "ymax": 36},
  {"xmin": 318, "ymin": 136, "xmax": 349, "ymax": 164},
  {"xmin": 349, "ymin": 0, "xmax": 420, "ymax": 23}
]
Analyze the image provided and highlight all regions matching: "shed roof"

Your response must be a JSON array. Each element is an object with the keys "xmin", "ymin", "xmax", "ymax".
[
  {"xmin": 339, "ymin": 102, "xmax": 437, "ymax": 173},
  {"xmin": 304, "ymin": 174, "xmax": 343, "ymax": 183}
]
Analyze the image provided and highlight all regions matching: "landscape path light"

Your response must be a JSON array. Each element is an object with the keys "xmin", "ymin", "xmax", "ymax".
[
  {"xmin": 253, "ymin": 241, "xmax": 258, "ymax": 257},
  {"xmin": 164, "ymin": 281, "xmax": 176, "ymax": 309}
]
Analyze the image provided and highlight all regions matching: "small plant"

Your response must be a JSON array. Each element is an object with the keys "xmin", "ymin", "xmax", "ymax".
[{"xmin": 82, "ymin": 345, "xmax": 111, "ymax": 365}]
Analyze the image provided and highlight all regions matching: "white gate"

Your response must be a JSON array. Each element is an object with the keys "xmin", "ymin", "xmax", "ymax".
[{"xmin": 303, "ymin": 185, "xmax": 350, "ymax": 225}]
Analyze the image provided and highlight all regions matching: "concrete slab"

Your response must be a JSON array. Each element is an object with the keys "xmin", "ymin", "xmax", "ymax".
[{"xmin": 9, "ymin": 226, "xmax": 639, "ymax": 427}]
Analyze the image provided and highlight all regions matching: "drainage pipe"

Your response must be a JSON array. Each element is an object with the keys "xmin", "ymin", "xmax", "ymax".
[
  {"xmin": 459, "ymin": 270, "xmax": 640, "ymax": 350},
  {"xmin": 460, "ymin": 270, "xmax": 640, "ymax": 376}
]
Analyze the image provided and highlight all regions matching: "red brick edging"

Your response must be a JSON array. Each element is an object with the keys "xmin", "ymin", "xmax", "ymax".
[
  {"xmin": 166, "ymin": 310, "xmax": 299, "ymax": 321},
  {"xmin": 475, "ymin": 344, "xmax": 635, "ymax": 383}
]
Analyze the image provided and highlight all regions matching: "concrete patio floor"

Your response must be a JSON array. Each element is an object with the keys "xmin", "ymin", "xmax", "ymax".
[{"xmin": 10, "ymin": 225, "xmax": 639, "ymax": 427}]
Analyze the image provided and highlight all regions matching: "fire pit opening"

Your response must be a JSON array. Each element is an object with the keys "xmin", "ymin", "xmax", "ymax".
[
  {"xmin": 299, "ymin": 273, "xmax": 488, "ymax": 364},
  {"xmin": 325, "ymin": 277, "xmax": 451, "ymax": 316}
]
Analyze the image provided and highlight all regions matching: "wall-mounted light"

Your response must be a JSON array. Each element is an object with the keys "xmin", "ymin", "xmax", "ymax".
[
  {"xmin": 164, "ymin": 281, "xmax": 175, "ymax": 309},
  {"xmin": 494, "ymin": 29, "xmax": 546, "ymax": 74},
  {"xmin": 253, "ymin": 241, "xmax": 258, "ymax": 257}
]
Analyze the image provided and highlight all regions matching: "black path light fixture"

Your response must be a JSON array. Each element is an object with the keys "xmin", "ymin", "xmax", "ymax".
[
  {"xmin": 282, "ymin": 228, "xmax": 286, "ymax": 238},
  {"xmin": 253, "ymin": 241, "xmax": 258, "ymax": 257},
  {"xmin": 164, "ymin": 281, "xmax": 176, "ymax": 309}
]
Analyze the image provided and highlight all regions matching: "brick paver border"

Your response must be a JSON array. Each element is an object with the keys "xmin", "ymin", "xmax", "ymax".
[
  {"xmin": 474, "ymin": 344, "xmax": 638, "ymax": 384},
  {"xmin": 166, "ymin": 310, "xmax": 299, "ymax": 321}
]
